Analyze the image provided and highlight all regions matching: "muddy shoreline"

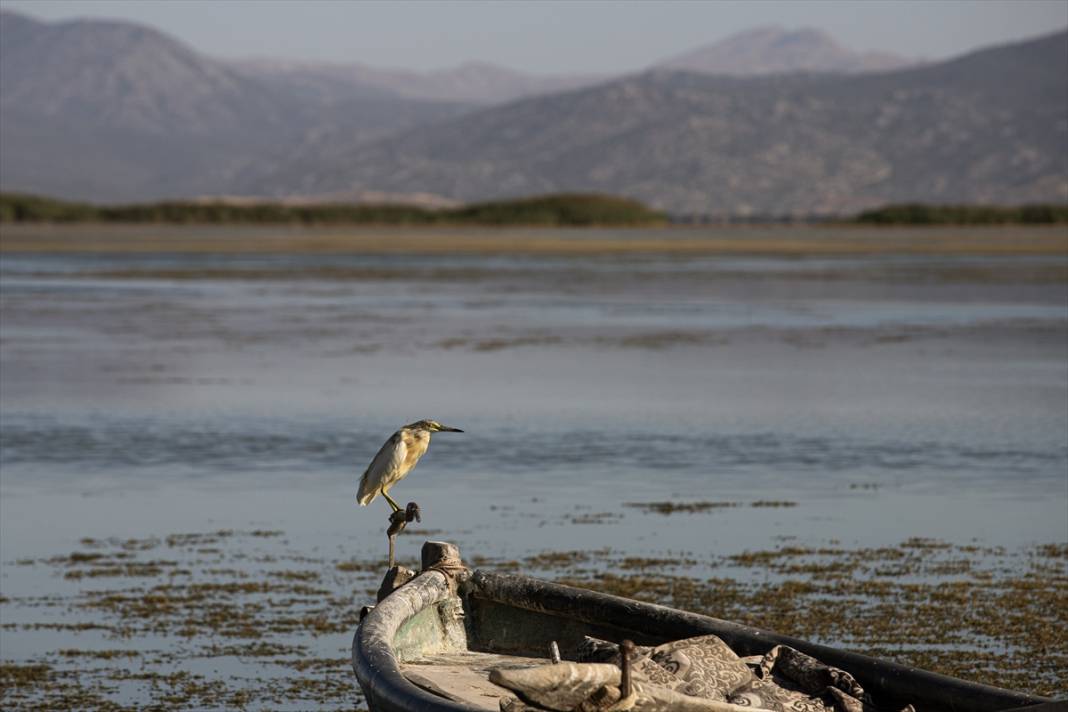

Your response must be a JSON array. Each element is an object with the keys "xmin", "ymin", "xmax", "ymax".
[{"xmin": 3, "ymin": 223, "xmax": 1067, "ymax": 255}]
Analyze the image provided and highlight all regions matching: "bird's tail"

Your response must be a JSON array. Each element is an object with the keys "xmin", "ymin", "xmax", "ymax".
[{"xmin": 356, "ymin": 470, "xmax": 375, "ymax": 506}]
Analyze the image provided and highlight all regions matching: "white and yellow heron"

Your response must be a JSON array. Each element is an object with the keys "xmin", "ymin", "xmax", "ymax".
[{"xmin": 357, "ymin": 420, "xmax": 463, "ymax": 511}]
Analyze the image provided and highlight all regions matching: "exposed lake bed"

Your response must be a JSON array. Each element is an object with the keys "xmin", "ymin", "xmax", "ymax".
[{"xmin": 1, "ymin": 225, "xmax": 1066, "ymax": 708}]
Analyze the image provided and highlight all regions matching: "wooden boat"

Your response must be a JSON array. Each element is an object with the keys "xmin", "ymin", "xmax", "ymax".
[{"xmin": 352, "ymin": 542, "xmax": 1058, "ymax": 712}]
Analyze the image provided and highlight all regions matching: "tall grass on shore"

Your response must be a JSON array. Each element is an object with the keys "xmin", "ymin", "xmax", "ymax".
[
  {"xmin": 854, "ymin": 203, "xmax": 1068, "ymax": 225},
  {"xmin": 0, "ymin": 193, "xmax": 667, "ymax": 227},
  {"xmin": 3, "ymin": 193, "xmax": 1065, "ymax": 226}
]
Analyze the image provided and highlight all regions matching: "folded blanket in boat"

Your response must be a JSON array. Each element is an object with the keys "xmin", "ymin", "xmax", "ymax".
[{"xmin": 493, "ymin": 634, "xmax": 915, "ymax": 712}]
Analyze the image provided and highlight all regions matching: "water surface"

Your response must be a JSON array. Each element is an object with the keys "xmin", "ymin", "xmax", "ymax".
[{"xmin": 1, "ymin": 229, "xmax": 1066, "ymax": 707}]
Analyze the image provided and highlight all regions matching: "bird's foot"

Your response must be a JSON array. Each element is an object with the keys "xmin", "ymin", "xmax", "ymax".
[
  {"xmin": 386, "ymin": 502, "xmax": 421, "ymax": 538},
  {"xmin": 386, "ymin": 501, "xmax": 423, "ymax": 569},
  {"xmin": 386, "ymin": 510, "xmax": 406, "ymax": 537},
  {"xmin": 382, "ymin": 503, "xmax": 418, "ymax": 572}
]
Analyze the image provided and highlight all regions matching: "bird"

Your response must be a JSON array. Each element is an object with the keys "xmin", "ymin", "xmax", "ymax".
[{"xmin": 357, "ymin": 420, "xmax": 463, "ymax": 512}]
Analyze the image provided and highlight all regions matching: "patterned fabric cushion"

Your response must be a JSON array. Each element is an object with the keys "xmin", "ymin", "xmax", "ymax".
[
  {"xmin": 729, "ymin": 677, "xmax": 836, "ymax": 711},
  {"xmin": 649, "ymin": 634, "xmax": 753, "ymax": 700},
  {"xmin": 731, "ymin": 644, "xmax": 915, "ymax": 712}
]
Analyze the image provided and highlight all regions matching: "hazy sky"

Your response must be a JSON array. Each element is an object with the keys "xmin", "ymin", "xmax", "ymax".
[{"xmin": 3, "ymin": 0, "xmax": 1066, "ymax": 73}]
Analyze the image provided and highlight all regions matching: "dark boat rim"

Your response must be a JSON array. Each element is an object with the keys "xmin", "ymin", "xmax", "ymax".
[{"xmin": 352, "ymin": 567, "xmax": 1055, "ymax": 712}]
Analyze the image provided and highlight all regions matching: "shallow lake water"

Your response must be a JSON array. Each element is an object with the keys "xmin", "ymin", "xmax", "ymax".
[{"xmin": 1, "ymin": 232, "xmax": 1066, "ymax": 708}]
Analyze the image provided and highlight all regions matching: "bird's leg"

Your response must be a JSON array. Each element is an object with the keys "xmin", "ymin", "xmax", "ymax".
[{"xmin": 382, "ymin": 491, "xmax": 402, "ymax": 512}]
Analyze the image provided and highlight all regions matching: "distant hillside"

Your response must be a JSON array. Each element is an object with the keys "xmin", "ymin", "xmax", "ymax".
[
  {"xmin": 260, "ymin": 31, "xmax": 1066, "ymax": 216},
  {"xmin": 0, "ymin": 10, "xmax": 470, "ymax": 202},
  {"xmin": 657, "ymin": 26, "xmax": 914, "ymax": 75}
]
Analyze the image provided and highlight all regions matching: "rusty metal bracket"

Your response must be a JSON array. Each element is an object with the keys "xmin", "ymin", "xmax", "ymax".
[{"xmin": 619, "ymin": 639, "xmax": 635, "ymax": 699}]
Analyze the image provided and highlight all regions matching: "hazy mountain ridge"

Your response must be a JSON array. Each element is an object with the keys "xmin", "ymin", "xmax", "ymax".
[
  {"xmin": 1, "ymin": 12, "xmax": 284, "ymax": 135},
  {"xmin": 259, "ymin": 31, "xmax": 1067, "ymax": 216},
  {"xmin": 657, "ymin": 26, "xmax": 915, "ymax": 76},
  {"xmin": 1, "ymin": 10, "xmax": 1064, "ymax": 213},
  {"xmin": 228, "ymin": 25, "xmax": 911, "ymax": 106},
  {"xmin": 231, "ymin": 58, "xmax": 603, "ymax": 105},
  {"xmin": 0, "ymin": 10, "xmax": 473, "ymax": 201}
]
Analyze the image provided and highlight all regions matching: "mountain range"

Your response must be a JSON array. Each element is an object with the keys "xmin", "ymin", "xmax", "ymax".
[
  {"xmin": 1, "ymin": 10, "xmax": 1065, "ymax": 215},
  {"xmin": 657, "ymin": 26, "xmax": 913, "ymax": 76},
  {"xmin": 0, "ymin": 10, "xmax": 471, "ymax": 203}
]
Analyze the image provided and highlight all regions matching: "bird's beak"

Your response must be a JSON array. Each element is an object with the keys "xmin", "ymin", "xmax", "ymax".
[{"xmin": 439, "ymin": 425, "xmax": 464, "ymax": 433}]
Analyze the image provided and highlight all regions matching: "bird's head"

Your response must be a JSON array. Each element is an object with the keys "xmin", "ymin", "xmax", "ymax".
[{"xmin": 405, "ymin": 419, "xmax": 464, "ymax": 433}]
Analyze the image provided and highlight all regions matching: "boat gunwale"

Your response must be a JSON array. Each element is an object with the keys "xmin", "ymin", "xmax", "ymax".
[{"xmin": 353, "ymin": 568, "xmax": 487, "ymax": 712}]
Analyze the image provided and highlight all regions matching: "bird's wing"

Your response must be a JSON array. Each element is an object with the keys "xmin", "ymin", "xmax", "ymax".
[{"xmin": 357, "ymin": 432, "xmax": 407, "ymax": 505}]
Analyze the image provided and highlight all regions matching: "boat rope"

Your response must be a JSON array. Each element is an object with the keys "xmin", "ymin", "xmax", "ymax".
[{"xmin": 424, "ymin": 547, "xmax": 466, "ymax": 581}]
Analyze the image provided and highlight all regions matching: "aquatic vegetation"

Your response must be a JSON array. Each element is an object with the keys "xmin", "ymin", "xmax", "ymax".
[
  {"xmin": 1, "ymin": 528, "xmax": 1065, "ymax": 709},
  {"xmin": 546, "ymin": 543, "xmax": 1068, "ymax": 697},
  {"xmin": 567, "ymin": 511, "xmax": 624, "ymax": 525},
  {"xmin": 0, "ymin": 662, "xmax": 52, "ymax": 687},
  {"xmin": 624, "ymin": 501, "xmax": 739, "ymax": 514}
]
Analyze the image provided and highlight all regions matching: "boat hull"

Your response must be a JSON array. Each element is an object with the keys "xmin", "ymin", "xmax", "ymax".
[{"xmin": 353, "ymin": 564, "xmax": 1055, "ymax": 712}]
